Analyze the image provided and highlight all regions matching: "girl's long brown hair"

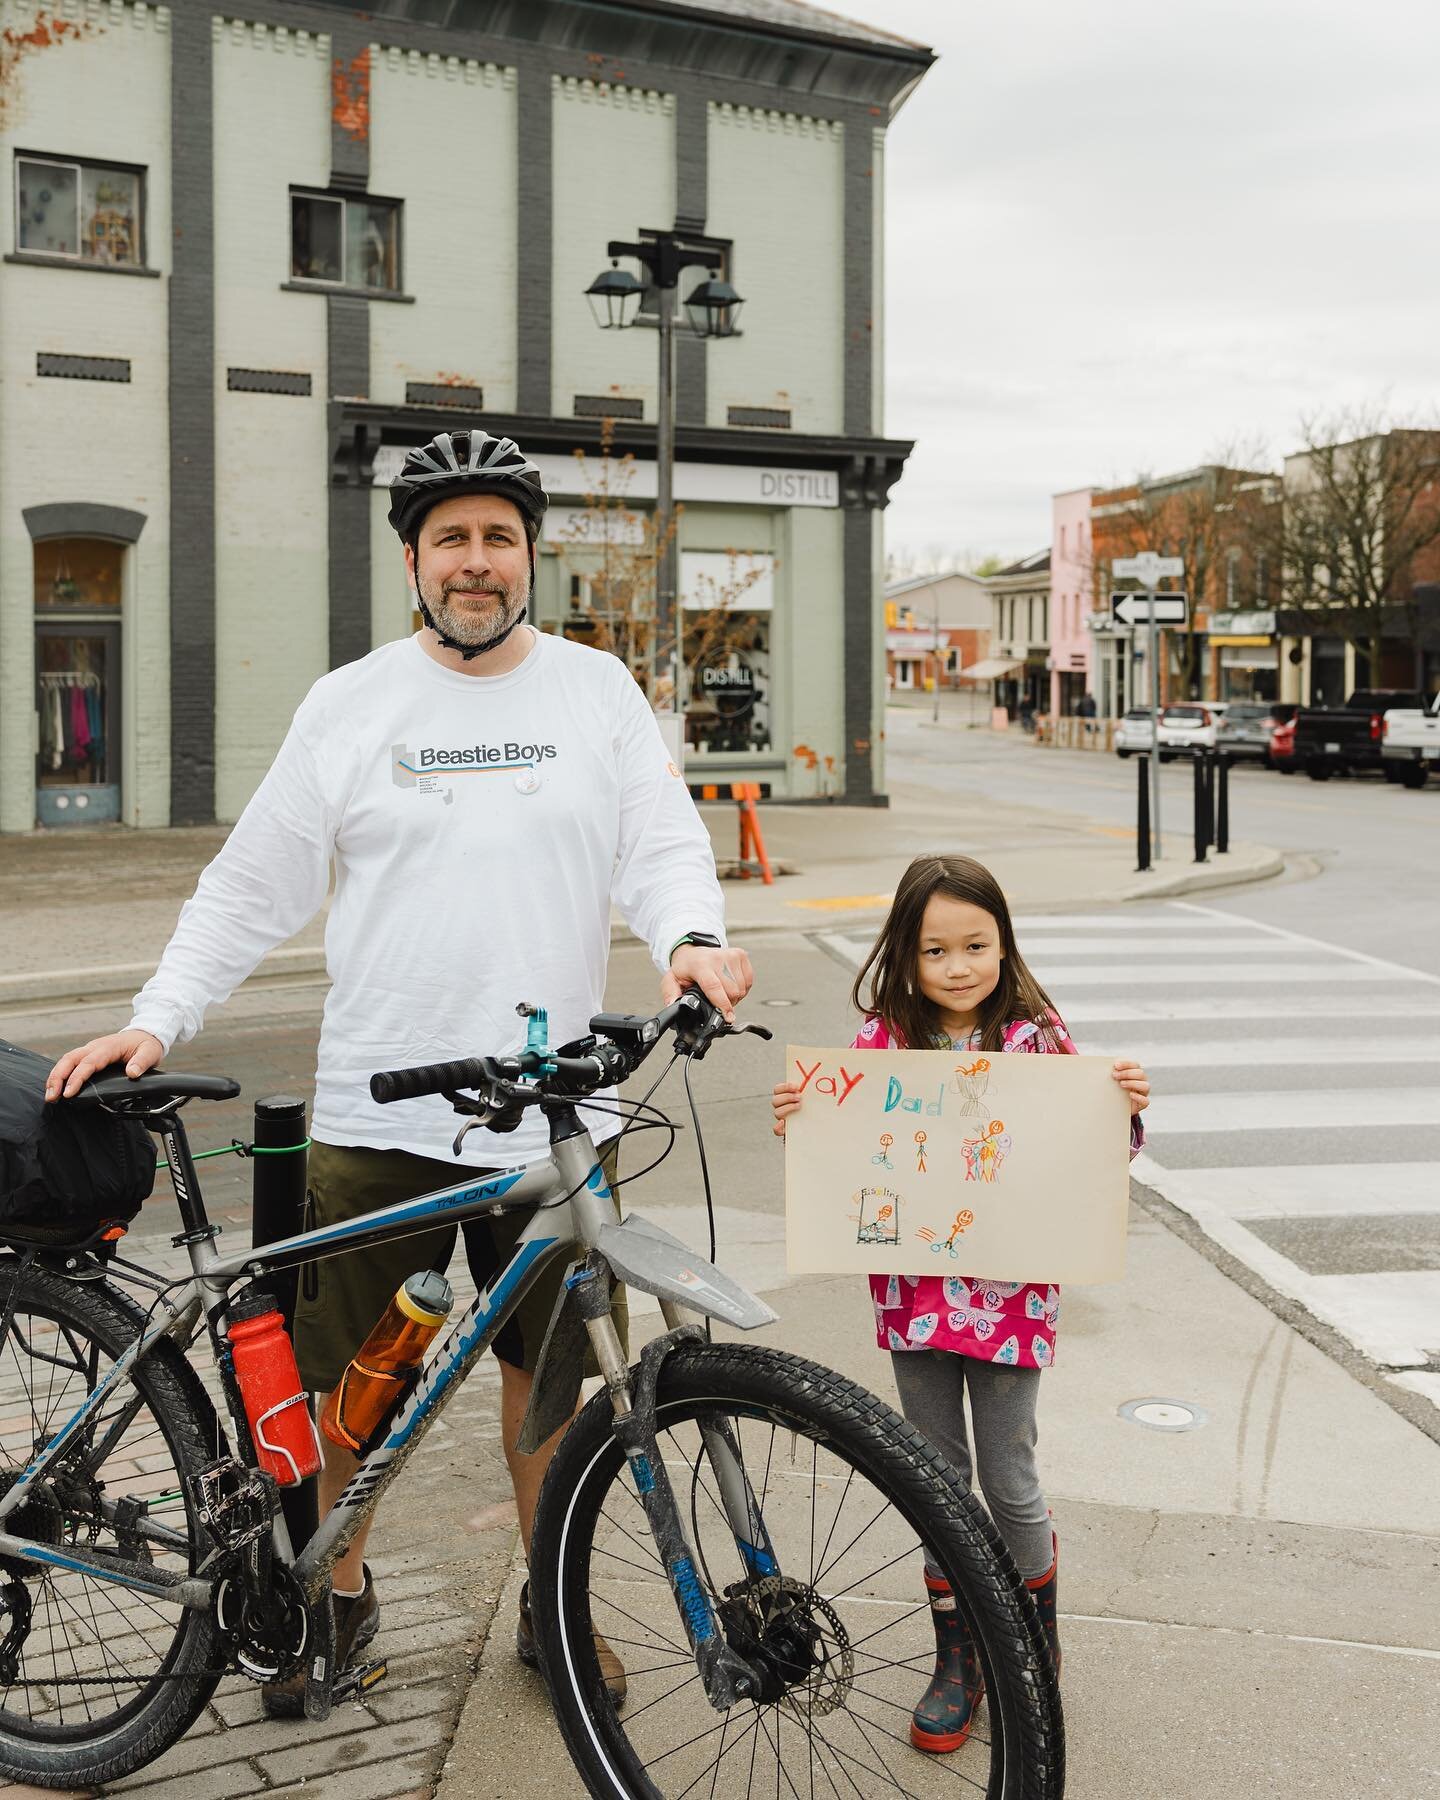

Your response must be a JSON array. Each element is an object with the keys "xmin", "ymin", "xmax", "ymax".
[{"xmin": 849, "ymin": 854, "xmax": 1063, "ymax": 1052}]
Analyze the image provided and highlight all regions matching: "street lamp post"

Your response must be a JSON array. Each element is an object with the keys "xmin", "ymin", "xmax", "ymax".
[{"xmin": 586, "ymin": 234, "xmax": 744, "ymax": 714}]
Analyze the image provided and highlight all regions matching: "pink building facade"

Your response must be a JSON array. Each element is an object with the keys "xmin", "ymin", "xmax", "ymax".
[{"xmin": 1048, "ymin": 488, "xmax": 1095, "ymax": 715}]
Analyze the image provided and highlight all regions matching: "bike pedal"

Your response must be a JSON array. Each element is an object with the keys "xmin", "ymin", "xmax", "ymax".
[{"xmin": 335, "ymin": 1658, "xmax": 387, "ymax": 1701}]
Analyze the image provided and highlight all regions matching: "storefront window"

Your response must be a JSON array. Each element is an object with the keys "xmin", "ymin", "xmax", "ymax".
[
  {"xmin": 36, "ymin": 633, "xmax": 114, "ymax": 798},
  {"xmin": 15, "ymin": 156, "xmax": 142, "ymax": 266},
  {"xmin": 33, "ymin": 538, "xmax": 123, "ymax": 611},
  {"xmin": 291, "ymin": 192, "xmax": 401, "ymax": 290},
  {"xmin": 680, "ymin": 552, "xmax": 773, "ymax": 756}
]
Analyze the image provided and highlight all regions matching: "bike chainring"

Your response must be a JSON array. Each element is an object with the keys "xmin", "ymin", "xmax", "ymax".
[
  {"xmin": 215, "ymin": 1560, "xmax": 311, "ymax": 1683},
  {"xmin": 718, "ymin": 1574, "xmax": 853, "ymax": 1717}
]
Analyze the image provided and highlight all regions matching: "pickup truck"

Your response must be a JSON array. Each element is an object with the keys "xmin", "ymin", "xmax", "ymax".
[
  {"xmin": 1292, "ymin": 689, "xmax": 1426, "ymax": 781},
  {"xmin": 1381, "ymin": 693, "xmax": 1440, "ymax": 788}
]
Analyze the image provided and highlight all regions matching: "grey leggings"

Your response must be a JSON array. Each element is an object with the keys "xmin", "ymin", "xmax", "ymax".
[{"xmin": 891, "ymin": 1350, "xmax": 1054, "ymax": 1580}]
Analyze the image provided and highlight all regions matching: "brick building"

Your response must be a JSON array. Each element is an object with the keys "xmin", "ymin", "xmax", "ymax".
[{"xmin": 1, "ymin": 0, "xmax": 932, "ymax": 830}]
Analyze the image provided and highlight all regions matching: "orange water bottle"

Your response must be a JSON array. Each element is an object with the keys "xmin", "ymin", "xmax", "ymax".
[{"xmin": 321, "ymin": 1271, "xmax": 454, "ymax": 1453}]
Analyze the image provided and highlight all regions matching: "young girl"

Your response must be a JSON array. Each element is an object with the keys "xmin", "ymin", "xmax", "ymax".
[{"xmin": 772, "ymin": 853, "xmax": 1149, "ymax": 1755}]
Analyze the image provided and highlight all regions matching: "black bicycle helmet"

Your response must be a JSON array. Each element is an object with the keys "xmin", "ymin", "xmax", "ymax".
[{"xmin": 387, "ymin": 430, "xmax": 547, "ymax": 545}]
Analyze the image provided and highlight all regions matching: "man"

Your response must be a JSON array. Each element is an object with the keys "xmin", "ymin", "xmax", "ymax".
[{"xmin": 47, "ymin": 430, "xmax": 752, "ymax": 1714}]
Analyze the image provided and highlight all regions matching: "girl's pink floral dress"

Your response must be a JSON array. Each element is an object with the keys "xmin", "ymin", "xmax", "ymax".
[{"xmin": 854, "ymin": 1014, "xmax": 1144, "ymax": 1370}]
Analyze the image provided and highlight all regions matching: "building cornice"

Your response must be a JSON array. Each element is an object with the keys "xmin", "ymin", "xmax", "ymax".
[{"xmin": 331, "ymin": 401, "xmax": 914, "ymax": 508}]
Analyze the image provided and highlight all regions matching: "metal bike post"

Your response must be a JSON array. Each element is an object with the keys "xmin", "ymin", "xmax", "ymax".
[
  {"xmin": 1149, "ymin": 605, "xmax": 1163, "ymax": 860},
  {"xmin": 1191, "ymin": 753, "xmax": 1208, "ymax": 863},
  {"xmin": 252, "ymin": 1095, "xmax": 319, "ymax": 1554},
  {"xmin": 1216, "ymin": 752, "xmax": 1230, "ymax": 853},
  {"xmin": 1136, "ymin": 752, "xmax": 1152, "ymax": 872}
]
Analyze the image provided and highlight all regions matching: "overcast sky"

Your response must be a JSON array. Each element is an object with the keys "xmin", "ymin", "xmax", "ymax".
[{"xmin": 842, "ymin": 0, "xmax": 1440, "ymax": 566}]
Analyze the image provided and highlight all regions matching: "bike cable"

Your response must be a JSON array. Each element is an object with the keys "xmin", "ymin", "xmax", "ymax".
[{"xmin": 681, "ymin": 1056, "xmax": 717, "ymax": 1345}]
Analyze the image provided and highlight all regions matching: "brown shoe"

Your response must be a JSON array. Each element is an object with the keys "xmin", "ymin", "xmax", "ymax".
[
  {"xmin": 517, "ymin": 1579, "xmax": 627, "ymax": 1708},
  {"xmin": 261, "ymin": 1566, "xmax": 381, "ymax": 1719}
]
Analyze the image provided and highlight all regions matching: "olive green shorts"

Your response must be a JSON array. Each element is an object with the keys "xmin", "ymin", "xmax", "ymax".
[{"xmin": 292, "ymin": 1137, "xmax": 626, "ymax": 1393}]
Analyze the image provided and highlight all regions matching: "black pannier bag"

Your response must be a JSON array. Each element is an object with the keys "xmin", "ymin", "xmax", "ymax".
[{"xmin": 0, "ymin": 1040, "xmax": 155, "ymax": 1245}]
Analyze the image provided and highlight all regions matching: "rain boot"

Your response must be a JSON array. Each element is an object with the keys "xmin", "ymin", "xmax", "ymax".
[
  {"xmin": 1026, "ymin": 1533, "xmax": 1061, "ymax": 1679},
  {"xmin": 910, "ymin": 1571, "xmax": 985, "ymax": 1754}
]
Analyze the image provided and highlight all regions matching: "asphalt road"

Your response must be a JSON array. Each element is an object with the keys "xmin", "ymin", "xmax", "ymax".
[{"xmin": 887, "ymin": 706, "xmax": 1440, "ymax": 973}]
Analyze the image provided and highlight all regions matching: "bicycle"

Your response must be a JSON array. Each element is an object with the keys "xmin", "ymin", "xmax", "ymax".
[{"xmin": 0, "ymin": 992, "xmax": 1062, "ymax": 1796}]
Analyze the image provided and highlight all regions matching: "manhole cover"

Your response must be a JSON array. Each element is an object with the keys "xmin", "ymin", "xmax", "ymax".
[
  {"xmin": 761, "ymin": 998, "xmax": 800, "ymax": 1008},
  {"xmin": 1118, "ymin": 1398, "xmax": 1208, "ymax": 1433}
]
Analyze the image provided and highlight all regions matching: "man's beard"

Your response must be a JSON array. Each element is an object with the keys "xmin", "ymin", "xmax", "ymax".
[{"xmin": 418, "ymin": 564, "xmax": 530, "ymax": 654}]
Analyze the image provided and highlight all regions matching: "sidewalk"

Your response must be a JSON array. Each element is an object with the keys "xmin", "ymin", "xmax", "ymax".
[
  {"xmin": 437, "ymin": 1200, "xmax": 1440, "ymax": 1800},
  {"xmin": 0, "ymin": 733, "xmax": 1281, "ymax": 1008}
]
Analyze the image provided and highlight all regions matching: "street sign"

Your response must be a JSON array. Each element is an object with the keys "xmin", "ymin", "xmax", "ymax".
[
  {"xmin": 1111, "ymin": 590, "xmax": 1188, "ymax": 627},
  {"xmin": 1114, "ymin": 552, "xmax": 1184, "ymax": 583}
]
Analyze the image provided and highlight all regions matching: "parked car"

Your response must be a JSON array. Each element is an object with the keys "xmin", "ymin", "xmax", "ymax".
[
  {"xmin": 1292, "ymin": 689, "xmax": 1427, "ymax": 780},
  {"xmin": 1269, "ymin": 714, "xmax": 1297, "ymax": 773},
  {"xmin": 1381, "ymin": 693, "xmax": 1440, "ymax": 788},
  {"xmin": 1217, "ymin": 701, "xmax": 1293, "ymax": 763},
  {"xmin": 1157, "ymin": 704, "xmax": 1217, "ymax": 760},
  {"xmin": 1114, "ymin": 708, "xmax": 1155, "ymax": 757}
]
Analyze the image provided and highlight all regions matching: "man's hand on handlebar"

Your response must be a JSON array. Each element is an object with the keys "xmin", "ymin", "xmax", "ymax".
[{"xmin": 662, "ymin": 943, "xmax": 754, "ymax": 1023}]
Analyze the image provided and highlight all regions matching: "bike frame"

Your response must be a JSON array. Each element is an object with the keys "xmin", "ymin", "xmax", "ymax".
[{"xmin": 0, "ymin": 1099, "xmax": 775, "ymax": 1704}]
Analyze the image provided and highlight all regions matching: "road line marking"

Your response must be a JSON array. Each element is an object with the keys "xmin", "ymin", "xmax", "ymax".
[
  {"xmin": 1065, "ymin": 1613, "xmax": 1440, "ymax": 1661},
  {"xmin": 1175, "ymin": 1164, "xmax": 1440, "ymax": 1219},
  {"xmin": 1145, "ymin": 1087, "xmax": 1440, "ymax": 1133},
  {"xmin": 1131, "ymin": 1155, "xmax": 1432, "ymax": 1370},
  {"xmin": 1016, "ymin": 936, "xmax": 1310, "ymax": 957},
  {"xmin": 1172, "ymin": 900, "xmax": 1440, "ymax": 987},
  {"xmin": 1080, "ymin": 1037, "xmax": 1440, "ymax": 1068},
  {"xmin": 1026, "ymin": 961, "xmax": 1381, "ymax": 985}
]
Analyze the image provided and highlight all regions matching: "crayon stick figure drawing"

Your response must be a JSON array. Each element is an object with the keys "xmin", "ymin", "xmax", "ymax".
[
  {"xmin": 854, "ymin": 1186, "xmax": 903, "ymax": 1246},
  {"xmin": 930, "ymin": 1208, "xmax": 976, "ymax": 1258},
  {"xmin": 962, "ymin": 1119, "xmax": 1011, "ymax": 1184},
  {"xmin": 871, "ymin": 1132, "xmax": 895, "ymax": 1170},
  {"xmin": 951, "ymin": 1056, "xmax": 992, "ymax": 1116},
  {"xmin": 914, "ymin": 1130, "xmax": 928, "ymax": 1174}
]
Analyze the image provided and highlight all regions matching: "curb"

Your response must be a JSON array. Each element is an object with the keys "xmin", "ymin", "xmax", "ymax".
[{"xmin": 0, "ymin": 850, "xmax": 1286, "ymax": 1011}]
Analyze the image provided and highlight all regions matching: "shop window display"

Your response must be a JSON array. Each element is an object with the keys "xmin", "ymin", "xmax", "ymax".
[
  {"xmin": 33, "ymin": 540, "xmax": 123, "ymax": 824},
  {"xmin": 15, "ymin": 157, "xmax": 141, "ymax": 266},
  {"xmin": 680, "ymin": 551, "xmax": 773, "ymax": 756},
  {"xmin": 34, "ymin": 539, "xmax": 123, "ymax": 612}
]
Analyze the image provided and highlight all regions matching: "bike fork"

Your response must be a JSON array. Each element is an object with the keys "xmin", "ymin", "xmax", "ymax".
[{"xmin": 577, "ymin": 1289, "xmax": 762, "ymax": 1711}]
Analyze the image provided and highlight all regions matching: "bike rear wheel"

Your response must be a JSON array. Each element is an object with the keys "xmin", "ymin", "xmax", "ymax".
[
  {"xmin": 0, "ymin": 1260, "xmax": 226, "ymax": 1789},
  {"xmin": 531, "ymin": 1342, "xmax": 1062, "ymax": 1800}
]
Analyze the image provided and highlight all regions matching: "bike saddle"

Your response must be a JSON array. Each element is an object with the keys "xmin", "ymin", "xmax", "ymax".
[{"xmin": 75, "ymin": 1071, "xmax": 242, "ymax": 1111}]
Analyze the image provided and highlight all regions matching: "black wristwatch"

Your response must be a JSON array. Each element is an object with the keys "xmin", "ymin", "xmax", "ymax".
[{"xmin": 669, "ymin": 931, "xmax": 723, "ymax": 959}]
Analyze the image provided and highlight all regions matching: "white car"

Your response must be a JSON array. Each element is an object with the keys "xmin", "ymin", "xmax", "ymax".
[
  {"xmin": 1158, "ymin": 704, "xmax": 1218, "ymax": 760},
  {"xmin": 1114, "ymin": 709, "xmax": 1155, "ymax": 757}
]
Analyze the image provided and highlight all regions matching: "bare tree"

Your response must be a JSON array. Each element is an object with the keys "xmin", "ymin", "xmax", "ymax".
[
  {"xmin": 552, "ymin": 416, "xmax": 769, "ymax": 714},
  {"xmin": 1269, "ymin": 404, "xmax": 1440, "ymax": 679}
]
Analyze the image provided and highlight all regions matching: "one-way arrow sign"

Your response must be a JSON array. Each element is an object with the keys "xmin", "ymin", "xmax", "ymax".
[{"xmin": 1111, "ymin": 590, "xmax": 1188, "ymax": 627}]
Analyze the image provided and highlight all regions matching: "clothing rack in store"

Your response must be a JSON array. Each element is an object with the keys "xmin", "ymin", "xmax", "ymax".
[{"xmin": 38, "ymin": 671, "xmax": 101, "ymax": 688}]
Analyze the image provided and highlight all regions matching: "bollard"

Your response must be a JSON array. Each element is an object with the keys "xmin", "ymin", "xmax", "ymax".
[
  {"xmin": 1192, "ymin": 753, "xmax": 1209, "ymax": 863},
  {"xmin": 1215, "ymin": 752, "xmax": 1230, "ymax": 854},
  {"xmin": 252, "ymin": 1095, "xmax": 319, "ymax": 1555},
  {"xmin": 1136, "ymin": 753, "xmax": 1152, "ymax": 872}
]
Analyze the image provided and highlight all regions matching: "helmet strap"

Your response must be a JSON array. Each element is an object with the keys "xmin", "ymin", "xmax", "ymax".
[{"xmin": 412, "ymin": 541, "xmax": 536, "ymax": 663}]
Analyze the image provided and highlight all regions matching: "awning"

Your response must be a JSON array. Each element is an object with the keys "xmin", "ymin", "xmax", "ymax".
[{"xmin": 957, "ymin": 657, "xmax": 1023, "ymax": 681}]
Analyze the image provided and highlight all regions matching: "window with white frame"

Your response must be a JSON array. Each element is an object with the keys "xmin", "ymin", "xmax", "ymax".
[
  {"xmin": 290, "ymin": 190, "xmax": 401, "ymax": 291},
  {"xmin": 14, "ymin": 154, "xmax": 143, "ymax": 266}
]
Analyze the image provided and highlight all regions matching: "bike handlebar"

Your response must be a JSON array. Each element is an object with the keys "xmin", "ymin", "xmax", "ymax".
[{"xmin": 368, "ymin": 992, "xmax": 761, "ymax": 1110}]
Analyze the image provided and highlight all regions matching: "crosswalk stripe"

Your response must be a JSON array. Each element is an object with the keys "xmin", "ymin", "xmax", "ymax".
[
  {"xmin": 1298, "ymin": 1272, "xmax": 1440, "ymax": 1367},
  {"xmin": 1174, "ymin": 900, "xmax": 1440, "ymax": 988},
  {"xmin": 1026, "ymin": 961, "xmax": 1382, "ymax": 986},
  {"xmin": 1015, "ymin": 936, "xmax": 1306, "ymax": 957},
  {"xmin": 1011, "ymin": 913, "xmax": 1246, "ymax": 931},
  {"xmin": 1145, "ymin": 1088, "xmax": 1440, "ymax": 1133},
  {"xmin": 1078, "ymin": 1036, "xmax": 1440, "ymax": 1069},
  {"xmin": 1183, "ymin": 1164, "xmax": 1440, "ymax": 1220}
]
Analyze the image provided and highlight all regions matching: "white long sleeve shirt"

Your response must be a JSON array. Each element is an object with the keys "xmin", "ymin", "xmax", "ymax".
[{"xmin": 130, "ymin": 631, "xmax": 726, "ymax": 1165}]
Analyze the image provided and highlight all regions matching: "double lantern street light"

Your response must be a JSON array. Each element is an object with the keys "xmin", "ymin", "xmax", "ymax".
[{"xmin": 585, "ymin": 232, "xmax": 744, "ymax": 714}]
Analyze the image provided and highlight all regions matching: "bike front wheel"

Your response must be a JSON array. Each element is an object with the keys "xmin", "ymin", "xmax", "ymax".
[{"xmin": 531, "ymin": 1341, "xmax": 1062, "ymax": 1800}]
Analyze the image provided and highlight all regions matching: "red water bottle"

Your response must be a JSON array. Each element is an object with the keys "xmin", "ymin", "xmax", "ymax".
[{"xmin": 227, "ymin": 1289, "xmax": 322, "ymax": 1486}]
